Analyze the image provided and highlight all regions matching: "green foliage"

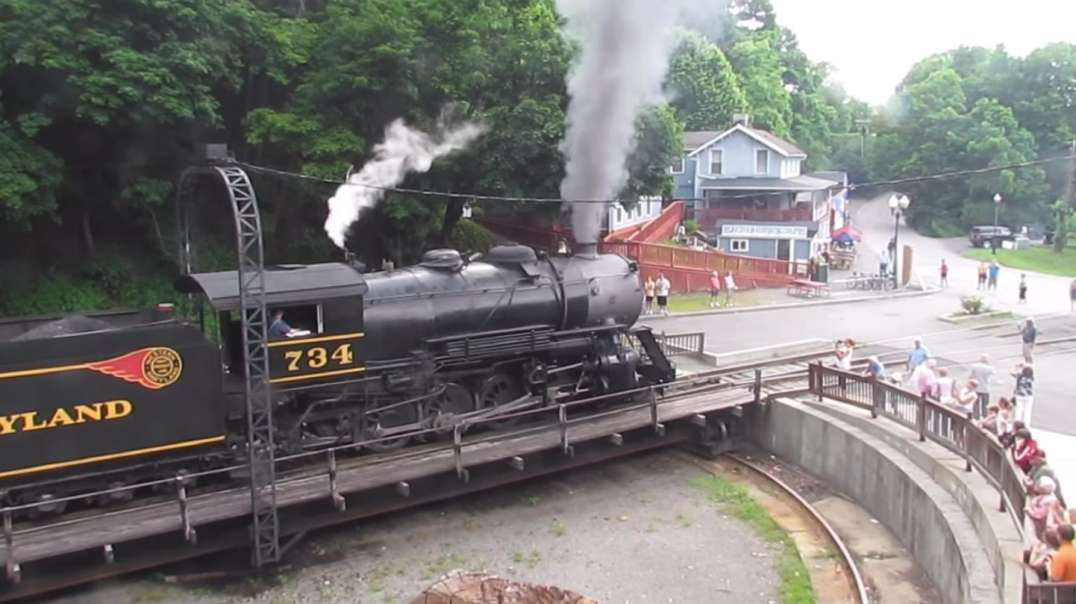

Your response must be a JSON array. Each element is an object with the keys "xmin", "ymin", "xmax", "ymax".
[
  {"xmin": 964, "ymin": 246, "xmax": 1076, "ymax": 278},
  {"xmin": 667, "ymin": 31, "xmax": 747, "ymax": 130},
  {"xmin": 693, "ymin": 474, "xmax": 816, "ymax": 603},
  {"xmin": 727, "ymin": 30, "xmax": 792, "ymax": 137},
  {"xmin": 960, "ymin": 296, "xmax": 986, "ymax": 315}
]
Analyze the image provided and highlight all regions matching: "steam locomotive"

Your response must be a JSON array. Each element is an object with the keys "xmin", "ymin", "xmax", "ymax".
[{"xmin": 0, "ymin": 244, "xmax": 674, "ymax": 514}]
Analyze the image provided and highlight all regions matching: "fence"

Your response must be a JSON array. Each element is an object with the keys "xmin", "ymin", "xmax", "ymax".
[
  {"xmin": 625, "ymin": 331, "xmax": 705, "ymax": 358},
  {"xmin": 623, "ymin": 201, "xmax": 684, "ymax": 243},
  {"xmin": 602, "ymin": 240, "xmax": 806, "ymax": 282},
  {"xmin": 695, "ymin": 206, "xmax": 813, "ymax": 226},
  {"xmin": 806, "ymin": 364, "xmax": 1076, "ymax": 604}
]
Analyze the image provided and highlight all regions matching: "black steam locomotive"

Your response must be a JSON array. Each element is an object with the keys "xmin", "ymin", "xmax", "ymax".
[{"xmin": 0, "ymin": 245, "xmax": 674, "ymax": 513}]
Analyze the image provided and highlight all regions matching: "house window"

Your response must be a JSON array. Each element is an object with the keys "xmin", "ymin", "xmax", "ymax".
[
  {"xmin": 710, "ymin": 149, "xmax": 723, "ymax": 175},
  {"xmin": 669, "ymin": 156, "xmax": 684, "ymax": 174},
  {"xmin": 729, "ymin": 239, "xmax": 749, "ymax": 253},
  {"xmin": 755, "ymin": 149, "xmax": 769, "ymax": 174}
]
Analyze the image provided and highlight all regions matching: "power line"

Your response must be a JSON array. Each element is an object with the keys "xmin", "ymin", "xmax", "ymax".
[{"xmin": 234, "ymin": 153, "xmax": 1075, "ymax": 206}]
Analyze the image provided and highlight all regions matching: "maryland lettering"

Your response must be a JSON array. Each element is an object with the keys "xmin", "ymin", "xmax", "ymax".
[{"xmin": 0, "ymin": 400, "xmax": 133, "ymax": 435}]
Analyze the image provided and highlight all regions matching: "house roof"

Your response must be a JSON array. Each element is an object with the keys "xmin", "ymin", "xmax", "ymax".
[
  {"xmin": 697, "ymin": 175, "xmax": 838, "ymax": 192},
  {"xmin": 175, "ymin": 263, "xmax": 368, "ymax": 311},
  {"xmin": 685, "ymin": 124, "xmax": 807, "ymax": 158},
  {"xmin": 683, "ymin": 130, "xmax": 722, "ymax": 151}
]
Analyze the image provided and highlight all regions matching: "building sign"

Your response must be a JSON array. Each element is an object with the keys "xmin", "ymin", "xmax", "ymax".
[{"xmin": 721, "ymin": 224, "xmax": 808, "ymax": 239}]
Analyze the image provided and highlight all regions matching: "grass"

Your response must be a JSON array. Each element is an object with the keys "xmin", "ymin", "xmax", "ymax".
[
  {"xmin": 663, "ymin": 290, "xmax": 762, "ymax": 314},
  {"xmin": 511, "ymin": 550, "xmax": 543, "ymax": 568},
  {"xmin": 963, "ymin": 245, "xmax": 1076, "ymax": 278},
  {"xmin": 549, "ymin": 518, "xmax": 568, "ymax": 537},
  {"xmin": 692, "ymin": 475, "xmax": 815, "ymax": 604}
]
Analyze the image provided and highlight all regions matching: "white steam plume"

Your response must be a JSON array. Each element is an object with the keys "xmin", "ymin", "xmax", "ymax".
[
  {"xmin": 324, "ymin": 118, "xmax": 485, "ymax": 249},
  {"xmin": 554, "ymin": 0, "xmax": 720, "ymax": 244}
]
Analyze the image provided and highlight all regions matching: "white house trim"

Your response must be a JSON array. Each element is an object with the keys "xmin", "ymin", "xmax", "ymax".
[{"xmin": 686, "ymin": 124, "xmax": 807, "ymax": 159}]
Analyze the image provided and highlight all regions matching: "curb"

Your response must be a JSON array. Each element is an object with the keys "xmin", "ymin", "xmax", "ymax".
[{"xmin": 647, "ymin": 286, "xmax": 941, "ymax": 320}]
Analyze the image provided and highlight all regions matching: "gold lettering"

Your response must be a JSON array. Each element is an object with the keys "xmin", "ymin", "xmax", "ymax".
[
  {"xmin": 47, "ymin": 407, "xmax": 75, "ymax": 428},
  {"xmin": 74, "ymin": 403, "xmax": 104, "ymax": 423},
  {"xmin": 0, "ymin": 415, "xmax": 17, "ymax": 435},
  {"xmin": 103, "ymin": 400, "xmax": 133, "ymax": 419},
  {"xmin": 20, "ymin": 412, "xmax": 48, "ymax": 431}
]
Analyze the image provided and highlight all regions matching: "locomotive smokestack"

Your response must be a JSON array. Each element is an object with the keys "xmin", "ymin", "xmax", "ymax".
[{"xmin": 574, "ymin": 242, "xmax": 599, "ymax": 258}]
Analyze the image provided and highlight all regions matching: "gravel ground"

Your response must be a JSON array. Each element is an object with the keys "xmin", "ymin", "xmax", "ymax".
[{"xmin": 49, "ymin": 451, "xmax": 781, "ymax": 604}]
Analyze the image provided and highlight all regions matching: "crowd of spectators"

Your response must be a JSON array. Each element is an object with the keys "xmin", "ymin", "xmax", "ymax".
[{"xmin": 835, "ymin": 330, "xmax": 1076, "ymax": 585}]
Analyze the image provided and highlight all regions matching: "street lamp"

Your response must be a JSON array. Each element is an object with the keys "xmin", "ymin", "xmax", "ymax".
[
  {"xmin": 992, "ymin": 193, "xmax": 1003, "ymax": 255},
  {"xmin": 888, "ymin": 194, "xmax": 910, "ymax": 288}
]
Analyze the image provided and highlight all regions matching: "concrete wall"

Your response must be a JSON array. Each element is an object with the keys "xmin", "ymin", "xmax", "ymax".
[{"xmin": 748, "ymin": 399, "xmax": 1003, "ymax": 604}]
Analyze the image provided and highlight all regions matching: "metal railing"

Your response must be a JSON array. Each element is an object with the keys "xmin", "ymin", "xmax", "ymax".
[
  {"xmin": 805, "ymin": 364, "xmax": 1076, "ymax": 603},
  {"xmin": 656, "ymin": 331, "xmax": 705, "ymax": 356}
]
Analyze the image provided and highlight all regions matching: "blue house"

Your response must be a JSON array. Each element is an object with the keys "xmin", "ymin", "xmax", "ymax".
[{"xmin": 670, "ymin": 116, "xmax": 843, "ymax": 264}]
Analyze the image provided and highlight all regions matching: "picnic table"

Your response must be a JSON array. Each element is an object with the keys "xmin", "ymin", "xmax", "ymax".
[{"xmin": 787, "ymin": 278, "xmax": 831, "ymax": 298}]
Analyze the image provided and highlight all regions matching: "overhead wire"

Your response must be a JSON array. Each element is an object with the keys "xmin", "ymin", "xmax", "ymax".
[{"xmin": 234, "ymin": 152, "xmax": 1075, "ymax": 206}]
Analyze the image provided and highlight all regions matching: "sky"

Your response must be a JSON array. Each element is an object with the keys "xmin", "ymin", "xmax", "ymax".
[{"xmin": 769, "ymin": 0, "xmax": 1076, "ymax": 105}]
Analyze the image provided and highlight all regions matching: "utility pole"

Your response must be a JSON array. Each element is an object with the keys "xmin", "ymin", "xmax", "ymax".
[{"xmin": 1066, "ymin": 139, "xmax": 1076, "ymax": 208}]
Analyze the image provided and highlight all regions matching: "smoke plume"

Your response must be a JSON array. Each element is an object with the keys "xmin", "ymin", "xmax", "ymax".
[
  {"xmin": 324, "ymin": 118, "xmax": 485, "ymax": 249},
  {"xmin": 554, "ymin": 0, "xmax": 684, "ymax": 244}
]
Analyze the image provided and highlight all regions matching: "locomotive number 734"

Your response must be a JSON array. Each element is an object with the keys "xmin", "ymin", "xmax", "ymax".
[
  {"xmin": 267, "ymin": 333, "xmax": 366, "ymax": 384},
  {"xmin": 283, "ymin": 343, "xmax": 353, "ymax": 371}
]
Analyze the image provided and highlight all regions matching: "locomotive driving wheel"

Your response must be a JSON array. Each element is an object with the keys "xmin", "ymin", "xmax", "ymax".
[
  {"xmin": 424, "ymin": 382, "xmax": 475, "ymax": 431},
  {"xmin": 361, "ymin": 406, "xmax": 414, "ymax": 452},
  {"xmin": 478, "ymin": 372, "xmax": 525, "ymax": 428}
]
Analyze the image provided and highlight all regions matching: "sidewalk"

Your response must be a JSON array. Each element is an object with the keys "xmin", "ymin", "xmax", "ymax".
[{"xmin": 649, "ymin": 283, "xmax": 937, "ymax": 320}]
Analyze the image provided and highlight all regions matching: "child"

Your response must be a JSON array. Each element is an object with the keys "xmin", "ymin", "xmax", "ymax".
[
  {"xmin": 708, "ymin": 271, "xmax": 722, "ymax": 308},
  {"xmin": 643, "ymin": 277, "xmax": 656, "ymax": 315}
]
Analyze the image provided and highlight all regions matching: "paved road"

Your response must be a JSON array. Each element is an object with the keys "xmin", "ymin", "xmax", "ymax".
[{"xmin": 853, "ymin": 192, "xmax": 1074, "ymax": 316}]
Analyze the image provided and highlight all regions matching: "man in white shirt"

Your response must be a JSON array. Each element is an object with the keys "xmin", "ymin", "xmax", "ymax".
[{"xmin": 656, "ymin": 273, "xmax": 671, "ymax": 316}]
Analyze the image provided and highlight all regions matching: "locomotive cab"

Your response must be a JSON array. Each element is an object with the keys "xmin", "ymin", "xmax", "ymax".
[{"xmin": 175, "ymin": 263, "xmax": 369, "ymax": 390}]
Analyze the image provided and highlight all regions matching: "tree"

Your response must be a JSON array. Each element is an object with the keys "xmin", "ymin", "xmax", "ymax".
[
  {"xmin": 621, "ymin": 104, "xmax": 684, "ymax": 202},
  {"xmin": 666, "ymin": 31, "xmax": 747, "ymax": 130},
  {"xmin": 727, "ymin": 30, "xmax": 792, "ymax": 137},
  {"xmin": 0, "ymin": 0, "xmax": 288, "ymax": 255}
]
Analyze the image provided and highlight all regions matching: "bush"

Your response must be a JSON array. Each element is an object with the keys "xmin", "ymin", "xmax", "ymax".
[
  {"xmin": 683, "ymin": 219, "xmax": 700, "ymax": 233},
  {"xmin": 960, "ymin": 295, "xmax": 986, "ymax": 315}
]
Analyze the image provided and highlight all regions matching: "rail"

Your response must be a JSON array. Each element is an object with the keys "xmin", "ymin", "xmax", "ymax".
[{"xmin": 805, "ymin": 364, "xmax": 1075, "ymax": 604}]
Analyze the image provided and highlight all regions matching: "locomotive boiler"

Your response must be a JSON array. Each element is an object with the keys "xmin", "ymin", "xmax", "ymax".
[{"xmin": 0, "ymin": 244, "xmax": 674, "ymax": 512}]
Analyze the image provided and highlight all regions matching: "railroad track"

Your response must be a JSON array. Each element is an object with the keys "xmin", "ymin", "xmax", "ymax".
[
  {"xmin": 684, "ymin": 453, "xmax": 870, "ymax": 604},
  {"xmin": 0, "ymin": 351, "xmax": 843, "ymax": 601}
]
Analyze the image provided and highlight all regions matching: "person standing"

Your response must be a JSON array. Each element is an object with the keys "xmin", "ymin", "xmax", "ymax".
[
  {"xmin": 977, "ymin": 262, "xmax": 988, "ymax": 290},
  {"xmin": 939, "ymin": 259, "xmax": 949, "ymax": 288},
  {"xmin": 1070, "ymin": 278, "xmax": 1076, "ymax": 311},
  {"xmin": 907, "ymin": 337, "xmax": 930, "ymax": 374},
  {"xmin": 643, "ymin": 277, "xmax": 656, "ymax": 315},
  {"xmin": 1012, "ymin": 363, "xmax": 1035, "ymax": 426},
  {"xmin": 988, "ymin": 260, "xmax": 1000, "ymax": 292},
  {"xmin": 708, "ymin": 271, "xmax": 722, "ymax": 308},
  {"xmin": 723, "ymin": 271, "xmax": 737, "ymax": 307},
  {"xmin": 1050, "ymin": 524, "xmax": 1076, "ymax": 582},
  {"xmin": 969, "ymin": 354, "xmax": 994, "ymax": 418},
  {"xmin": 655, "ymin": 273, "xmax": 671, "ymax": 316},
  {"xmin": 1020, "ymin": 318, "xmax": 1038, "ymax": 363},
  {"xmin": 1018, "ymin": 273, "xmax": 1028, "ymax": 304},
  {"xmin": 879, "ymin": 247, "xmax": 890, "ymax": 277}
]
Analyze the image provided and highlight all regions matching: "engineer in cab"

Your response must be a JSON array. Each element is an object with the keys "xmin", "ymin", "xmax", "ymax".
[{"xmin": 269, "ymin": 309, "xmax": 311, "ymax": 339}]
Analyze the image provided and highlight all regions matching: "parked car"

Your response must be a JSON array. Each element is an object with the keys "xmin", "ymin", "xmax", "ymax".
[{"xmin": 969, "ymin": 226, "xmax": 1014, "ymax": 248}]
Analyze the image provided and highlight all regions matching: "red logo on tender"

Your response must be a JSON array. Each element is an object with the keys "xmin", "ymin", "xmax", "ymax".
[{"xmin": 87, "ymin": 347, "xmax": 183, "ymax": 390}]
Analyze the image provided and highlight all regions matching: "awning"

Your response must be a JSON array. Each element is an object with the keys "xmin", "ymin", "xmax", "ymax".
[
  {"xmin": 831, "ymin": 225, "xmax": 862, "ymax": 243},
  {"xmin": 175, "ymin": 263, "xmax": 368, "ymax": 311}
]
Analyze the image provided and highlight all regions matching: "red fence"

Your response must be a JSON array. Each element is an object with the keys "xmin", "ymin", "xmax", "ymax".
[
  {"xmin": 477, "ymin": 217, "xmax": 573, "ymax": 251},
  {"xmin": 695, "ymin": 206, "xmax": 812, "ymax": 227},
  {"xmin": 601, "ymin": 241, "xmax": 805, "ymax": 290},
  {"xmin": 625, "ymin": 201, "xmax": 684, "ymax": 243}
]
